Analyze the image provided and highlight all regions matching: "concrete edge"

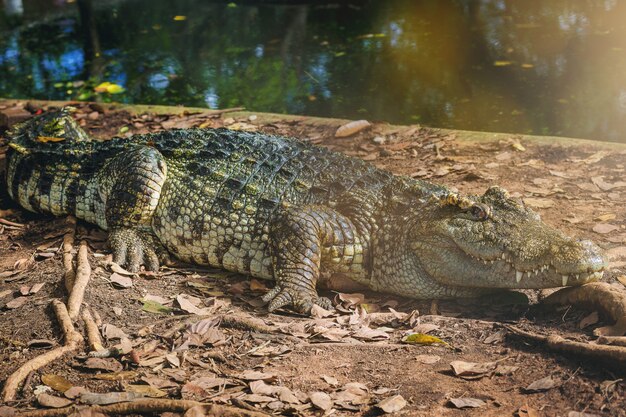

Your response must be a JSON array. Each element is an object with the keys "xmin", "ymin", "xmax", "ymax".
[{"xmin": 2, "ymin": 98, "xmax": 626, "ymax": 151}]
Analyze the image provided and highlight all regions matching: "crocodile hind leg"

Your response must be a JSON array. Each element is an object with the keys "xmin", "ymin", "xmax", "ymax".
[
  {"xmin": 102, "ymin": 146, "xmax": 168, "ymax": 272},
  {"xmin": 263, "ymin": 205, "xmax": 366, "ymax": 314}
]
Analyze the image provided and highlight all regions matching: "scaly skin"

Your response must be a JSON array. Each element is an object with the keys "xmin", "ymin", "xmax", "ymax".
[{"xmin": 5, "ymin": 108, "xmax": 608, "ymax": 314}]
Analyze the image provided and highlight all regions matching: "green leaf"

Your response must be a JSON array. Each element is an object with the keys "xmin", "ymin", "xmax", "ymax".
[{"xmin": 142, "ymin": 299, "xmax": 173, "ymax": 314}]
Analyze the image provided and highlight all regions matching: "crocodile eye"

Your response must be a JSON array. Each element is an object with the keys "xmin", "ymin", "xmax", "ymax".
[{"xmin": 470, "ymin": 204, "xmax": 491, "ymax": 221}]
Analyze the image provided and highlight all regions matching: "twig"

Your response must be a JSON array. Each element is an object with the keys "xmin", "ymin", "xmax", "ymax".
[
  {"xmin": 67, "ymin": 240, "xmax": 91, "ymax": 320},
  {"xmin": 13, "ymin": 399, "xmax": 269, "ymax": 417},
  {"xmin": 2, "ymin": 299, "xmax": 83, "ymax": 402},
  {"xmin": 82, "ymin": 308, "xmax": 104, "ymax": 352},
  {"xmin": 210, "ymin": 106, "xmax": 245, "ymax": 117},
  {"xmin": 62, "ymin": 217, "xmax": 76, "ymax": 292},
  {"xmin": 0, "ymin": 218, "xmax": 24, "ymax": 228},
  {"xmin": 543, "ymin": 282, "xmax": 626, "ymax": 336},
  {"xmin": 505, "ymin": 325, "xmax": 626, "ymax": 367}
]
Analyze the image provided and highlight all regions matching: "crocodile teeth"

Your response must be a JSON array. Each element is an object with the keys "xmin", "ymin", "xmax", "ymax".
[
  {"xmin": 501, "ymin": 253, "xmax": 507, "ymax": 260},
  {"xmin": 516, "ymin": 271, "xmax": 523, "ymax": 283},
  {"xmin": 562, "ymin": 275, "xmax": 569, "ymax": 286},
  {"xmin": 576, "ymin": 274, "xmax": 580, "ymax": 280},
  {"xmin": 527, "ymin": 271, "xmax": 532, "ymax": 279}
]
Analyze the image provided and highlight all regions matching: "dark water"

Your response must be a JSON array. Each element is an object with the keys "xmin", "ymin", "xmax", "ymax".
[{"xmin": 1, "ymin": 0, "xmax": 626, "ymax": 142}]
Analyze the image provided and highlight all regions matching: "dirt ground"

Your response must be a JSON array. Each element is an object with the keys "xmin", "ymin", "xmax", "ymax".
[{"xmin": 0, "ymin": 101, "xmax": 625, "ymax": 417}]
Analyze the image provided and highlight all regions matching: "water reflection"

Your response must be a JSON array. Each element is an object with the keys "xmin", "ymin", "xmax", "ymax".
[{"xmin": 0, "ymin": 0, "xmax": 625, "ymax": 142}]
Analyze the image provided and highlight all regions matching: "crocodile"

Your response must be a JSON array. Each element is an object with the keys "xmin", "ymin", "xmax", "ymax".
[{"xmin": 4, "ymin": 108, "xmax": 607, "ymax": 314}]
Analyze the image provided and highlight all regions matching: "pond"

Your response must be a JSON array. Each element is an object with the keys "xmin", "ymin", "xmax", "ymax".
[{"xmin": 1, "ymin": 0, "xmax": 626, "ymax": 142}]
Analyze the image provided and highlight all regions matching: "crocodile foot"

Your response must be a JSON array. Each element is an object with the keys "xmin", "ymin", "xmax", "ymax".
[
  {"xmin": 108, "ymin": 228, "xmax": 169, "ymax": 273},
  {"xmin": 262, "ymin": 285, "xmax": 333, "ymax": 314}
]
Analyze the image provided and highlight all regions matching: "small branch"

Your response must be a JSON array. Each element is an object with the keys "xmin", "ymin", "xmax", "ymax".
[
  {"xmin": 13, "ymin": 399, "xmax": 269, "ymax": 417},
  {"xmin": 0, "ymin": 218, "xmax": 24, "ymax": 228},
  {"xmin": 62, "ymin": 217, "xmax": 76, "ymax": 293},
  {"xmin": 543, "ymin": 282, "xmax": 626, "ymax": 336},
  {"xmin": 505, "ymin": 325, "xmax": 626, "ymax": 367},
  {"xmin": 2, "ymin": 300, "xmax": 83, "ymax": 402},
  {"xmin": 67, "ymin": 240, "xmax": 91, "ymax": 320},
  {"xmin": 82, "ymin": 308, "xmax": 104, "ymax": 352}
]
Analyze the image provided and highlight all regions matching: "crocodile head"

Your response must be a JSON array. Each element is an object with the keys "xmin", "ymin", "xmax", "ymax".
[
  {"xmin": 8, "ymin": 107, "xmax": 89, "ymax": 153},
  {"xmin": 406, "ymin": 186, "xmax": 607, "ymax": 294}
]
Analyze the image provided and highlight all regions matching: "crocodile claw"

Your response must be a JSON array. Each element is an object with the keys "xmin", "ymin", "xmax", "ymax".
[
  {"xmin": 108, "ymin": 228, "xmax": 167, "ymax": 273},
  {"xmin": 262, "ymin": 286, "xmax": 333, "ymax": 315}
]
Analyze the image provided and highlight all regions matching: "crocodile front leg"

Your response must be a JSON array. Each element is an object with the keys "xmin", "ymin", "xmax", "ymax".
[
  {"xmin": 263, "ymin": 205, "xmax": 367, "ymax": 314},
  {"xmin": 101, "ymin": 146, "xmax": 168, "ymax": 272}
]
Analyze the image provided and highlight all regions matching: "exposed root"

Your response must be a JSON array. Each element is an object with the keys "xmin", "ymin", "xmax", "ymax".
[
  {"xmin": 0, "ymin": 218, "xmax": 24, "ymax": 228},
  {"xmin": 505, "ymin": 325, "xmax": 626, "ymax": 368},
  {"xmin": 12, "ymin": 399, "xmax": 269, "ymax": 417},
  {"xmin": 543, "ymin": 282, "xmax": 626, "ymax": 336},
  {"xmin": 2, "ymin": 300, "xmax": 83, "ymax": 402},
  {"xmin": 597, "ymin": 335, "xmax": 626, "ymax": 347},
  {"xmin": 81, "ymin": 308, "xmax": 104, "ymax": 352},
  {"xmin": 67, "ymin": 240, "xmax": 91, "ymax": 320},
  {"xmin": 62, "ymin": 217, "xmax": 77, "ymax": 292}
]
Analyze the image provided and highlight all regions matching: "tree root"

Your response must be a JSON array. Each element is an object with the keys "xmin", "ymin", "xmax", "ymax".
[
  {"xmin": 62, "ymin": 217, "xmax": 77, "ymax": 293},
  {"xmin": 12, "ymin": 399, "xmax": 269, "ymax": 417},
  {"xmin": 505, "ymin": 325, "xmax": 626, "ymax": 368},
  {"xmin": 543, "ymin": 282, "xmax": 626, "ymax": 336},
  {"xmin": 82, "ymin": 308, "xmax": 104, "ymax": 352},
  {"xmin": 67, "ymin": 240, "xmax": 91, "ymax": 320},
  {"xmin": 2, "ymin": 300, "xmax": 83, "ymax": 402}
]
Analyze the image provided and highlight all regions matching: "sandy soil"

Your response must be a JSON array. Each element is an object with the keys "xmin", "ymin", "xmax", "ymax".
[{"xmin": 0, "ymin": 101, "xmax": 624, "ymax": 417}]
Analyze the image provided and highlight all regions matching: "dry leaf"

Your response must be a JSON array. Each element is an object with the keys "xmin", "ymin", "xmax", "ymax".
[
  {"xmin": 177, "ymin": 294, "xmax": 211, "ymax": 315},
  {"xmin": 80, "ymin": 391, "xmax": 144, "ymax": 405},
  {"xmin": 82, "ymin": 358, "xmax": 123, "ymax": 373},
  {"xmin": 310, "ymin": 391, "xmax": 333, "ymax": 411},
  {"xmin": 41, "ymin": 374, "xmax": 73, "ymax": 392},
  {"xmin": 450, "ymin": 360, "xmax": 498, "ymax": 379},
  {"xmin": 37, "ymin": 393, "xmax": 73, "ymax": 408},
  {"xmin": 524, "ymin": 376, "xmax": 556, "ymax": 392},
  {"xmin": 6, "ymin": 296, "xmax": 28, "ymax": 309},
  {"xmin": 415, "ymin": 354, "xmax": 441, "ymax": 364},
  {"xmin": 238, "ymin": 370, "xmax": 276, "ymax": 382},
  {"xmin": 449, "ymin": 397, "xmax": 486, "ymax": 408},
  {"xmin": 596, "ymin": 213, "xmax": 617, "ymax": 222},
  {"xmin": 124, "ymin": 384, "xmax": 167, "ymax": 398},
  {"xmin": 321, "ymin": 375, "xmax": 339, "ymax": 386},
  {"xmin": 335, "ymin": 120, "xmax": 371, "ymax": 137},
  {"xmin": 376, "ymin": 395, "xmax": 407, "ymax": 413},
  {"xmin": 101, "ymin": 323, "xmax": 127, "ymax": 340},
  {"xmin": 402, "ymin": 333, "xmax": 449, "ymax": 347},
  {"xmin": 109, "ymin": 273, "xmax": 133, "ymax": 289},
  {"xmin": 593, "ymin": 224, "xmax": 619, "ymax": 234}
]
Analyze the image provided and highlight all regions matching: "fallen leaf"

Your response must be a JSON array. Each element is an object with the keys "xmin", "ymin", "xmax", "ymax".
[
  {"xmin": 142, "ymin": 299, "xmax": 173, "ymax": 314},
  {"xmin": 176, "ymin": 294, "xmax": 211, "ymax": 315},
  {"xmin": 80, "ymin": 391, "xmax": 143, "ymax": 405},
  {"xmin": 335, "ymin": 120, "xmax": 371, "ymax": 137},
  {"xmin": 82, "ymin": 358, "xmax": 123, "ymax": 373},
  {"xmin": 27, "ymin": 339, "xmax": 55, "ymax": 349},
  {"xmin": 568, "ymin": 412, "xmax": 600, "ymax": 417},
  {"xmin": 41, "ymin": 374, "xmax": 73, "ymax": 392},
  {"xmin": 101, "ymin": 323, "xmax": 127, "ymax": 340},
  {"xmin": 593, "ymin": 224, "xmax": 619, "ymax": 234},
  {"xmin": 37, "ymin": 393, "xmax": 73, "ymax": 408},
  {"xmin": 596, "ymin": 213, "xmax": 617, "ymax": 222},
  {"xmin": 607, "ymin": 247, "xmax": 626, "ymax": 260},
  {"xmin": 309, "ymin": 391, "xmax": 333, "ymax": 411},
  {"xmin": 5, "ymin": 296, "xmax": 28, "ymax": 309},
  {"xmin": 94, "ymin": 82, "xmax": 125, "ymax": 94},
  {"xmin": 321, "ymin": 375, "xmax": 339, "ymax": 386},
  {"xmin": 239, "ymin": 394, "xmax": 275, "ymax": 403},
  {"xmin": 237, "ymin": 370, "xmax": 276, "ymax": 382},
  {"xmin": 415, "ymin": 354, "xmax": 441, "ymax": 364},
  {"xmin": 91, "ymin": 371, "xmax": 138, "ymax": 381},
  {"xmin": 109, "ymin": 262, "xmax": 135, "ymax": 276},
  {"xmin": 483, "ymin": 329, "xmax": 507, "ymax": 344},
  {"xmin": 450, "ymin": 360, "xmax": 498, "ymax": 379},
  {"xmin": 402, "ymin": 333, "xmax": 449, "ymax": 347},
  {"xmin": 524, "ymin": 376, "xmax": 556, "ymax": 392},
  {"xmin": 376, "ymin": 395, "xmax": 407, "ymax": 413},
  {"xmin": 109, "ymin": 273, "xmax": 133, "ymax": 289},
  {"xmin": 413, "ymin": 323, "xmax": 439, "ymax": 334},
  {"xmin": 449, "ymin": 397, "xmax": 486, "ymax": 408},
  {"xmin": 617, "ymin": 276, "xmax": 626, "ymax": 287},
  {"xmin": 124, "ymin": 384, "xmax": 167, "ymax": 398},
  {"xmin": 29, "ymin": 282, "xmax": 45, "ymax": 294}
]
